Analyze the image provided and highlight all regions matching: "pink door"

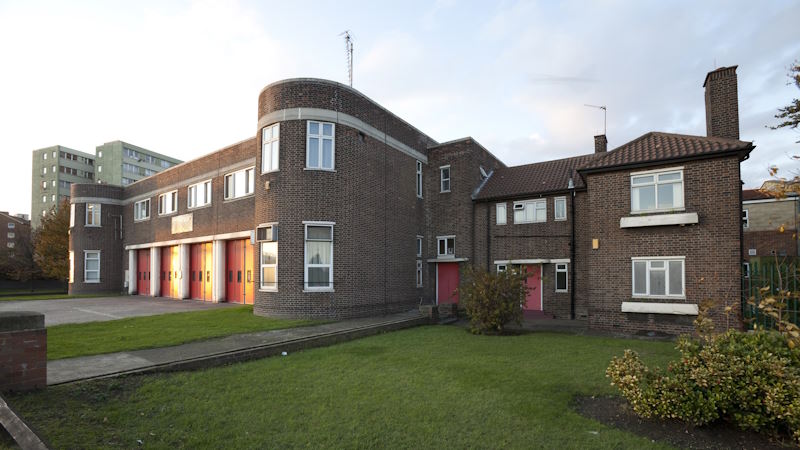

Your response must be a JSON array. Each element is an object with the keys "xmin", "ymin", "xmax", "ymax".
[
  {"xmin": 523, "ymin": 264, "xmax": 542, "ymax": 311},
  {"xmin": 437, "ymin": 262, "xmax": 460, "ymax": 304}
]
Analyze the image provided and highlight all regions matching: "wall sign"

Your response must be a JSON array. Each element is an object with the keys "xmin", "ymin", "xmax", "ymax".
[{"xmin": 172, "ymin": 213, "xmax": 193, "ymax": 234}]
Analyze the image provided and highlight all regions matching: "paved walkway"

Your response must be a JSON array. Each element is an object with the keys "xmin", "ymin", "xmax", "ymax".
[
  {"xmin": 0, "ymin": 296, "xmax": 234, "ymax": 326},
  {"xmin": 48, "ymin": 310, "xmax": 429, "ymax": 385}
]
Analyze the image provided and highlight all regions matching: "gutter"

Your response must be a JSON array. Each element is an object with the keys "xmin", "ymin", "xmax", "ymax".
[
  {"xmin": 577, "ymin": 145, "xmax": 755, "ymax": 176},
  {"xmin": 569, "ymin": 181, "xmax": 576, "ymax": 320}
]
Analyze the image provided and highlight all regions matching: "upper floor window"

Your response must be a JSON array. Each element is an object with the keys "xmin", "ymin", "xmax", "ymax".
[
  {"xmin": 134, "ymin": 199, "xmax": 150, "ymax": 221},
  {"xmin": 43, "ymin": 152, "xmax": 47, "ymax": 160},
  {"xmin": 98, "ymin": 150, "xmax": 103, "ymax": 158},
  {"xmin": 224, "ymin": 167, "xmax": 254, "ymax": 200},
  {"xmin": 7, "ymin": 232, "xmax": 14, "ymax": 239},
  {"xmin": 69, "ymin": 204, "xmax": 75, "ymax": 228},
  {"xmin": 554, "ymin": 197, "xmax": 567, "ymax": 221},
  {"xmin": 416, "ymin": 161, "xmax": 423, "ymax": 198},
  {"xmin": 437, "ymin": 236, "xmax": 455, "ymax": 258},
  {"xmin": 416, "ymin": 236, "xmax": 423, "ymax": 257},
  {"xmin": 632, "ymin": 257, "xmax": 684, "ymax": 298},
  {"xmin": 85, "ymin": 203, "xmax": 101, "ymax": 226},
  {"xmin": 158, "ymin": 190, "xmax": 178, "ymax": 215},
  {"xmin": 42, "ymin": 167, "xmax": 47, "ymax": 175},
  {"xmin": 41, "ymin": 181, "xmax": 47, "ymax": 189},
  {"xmin": 513, "ymin": 199, "xmax": 546, "ymax": 224},
  {"xmin": 742, "ymin": 209, "xmax": 749, "ymax": 229},
  {"xmin": 262, "ymin": 123, "xmax": 280, "ymax": 173},
  {"xmin": 7, "ymin": 222, "xmax": 14, "ymax": 229},
  {"xmin": 496, "ymin": 203, "xmax": 507, "ymax": 225},
  {"xmin": 98, "ymin": 165, "xmax": 102, "ymax": 173},
  {"xmin": 440, "ymin": 166, "xmax": 451, "ymax": 192},
  {"xmin": 631, "ymin": 168, "xmax": 684, "ymax": 213},
  {"xmin": 307, "ymin": 121, "xmax": 335, "ymax": 170},
  {"xmin": 188, "ymin": 180, "xmax": 212, "ymax": 208}
]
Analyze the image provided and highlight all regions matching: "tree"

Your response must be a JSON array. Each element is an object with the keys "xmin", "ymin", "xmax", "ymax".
[
  {"xmin": 0, "ymin": 223, "xmax": 40, "ymax": 283},
  {"xmin": 770, "ymin": 61, "xmax": 800, "ymax": 143},
  {"xmin": 34, "ymin": 200, "xmax": 70, "ymax": 281}
]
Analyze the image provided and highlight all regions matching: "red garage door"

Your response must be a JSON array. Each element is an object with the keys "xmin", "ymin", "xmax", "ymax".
[
  {"xmin": 160, "ymin": 246, "xmax": 180, "ymax": 299},
  {"xmin": 226, "ymin": 239, "xmax": 254, "ymax": 304},
  {"xmin": 137, "ymin": 249, "xmax": 150, "ymax": 296},
  {"xmin": 437, "ymin": 262, "xmax": 460, "ymax": 305},
  {"xmin": 190, "ymin": 242, "xmax": 213, "ymax": 301}
]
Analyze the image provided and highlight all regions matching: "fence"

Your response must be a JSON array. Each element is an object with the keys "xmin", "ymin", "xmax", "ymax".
[{"xmin": 742, "ymin": 259, "xmax": 800, "ymax": 330}]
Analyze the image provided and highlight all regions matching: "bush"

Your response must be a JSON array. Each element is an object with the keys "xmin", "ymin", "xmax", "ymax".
[
  {"xmin": 607, "ymin": 330, "xmax": 800, "ymax": 444},
  {"xmin": 458, "ymin": 265, "xmax": 529, "ymax": 334}
]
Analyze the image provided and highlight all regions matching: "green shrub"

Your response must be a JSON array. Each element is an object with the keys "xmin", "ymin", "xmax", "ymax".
[
  {"xmin": 458, "ymin": 265, "xmax": 529, "ymax": 335},
  {"xmin": 607, "ymin": 330, "xmax": 800, "ymax": 444}
]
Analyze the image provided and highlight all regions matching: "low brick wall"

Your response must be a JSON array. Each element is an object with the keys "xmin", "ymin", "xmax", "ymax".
[{"xmin": 0, "ymin": 312, "xmax": 46, "ymax": 392}]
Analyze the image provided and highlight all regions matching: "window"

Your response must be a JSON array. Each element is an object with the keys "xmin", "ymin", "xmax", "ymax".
[
  {"xmin": 84, "ymin": 251, "xmax": 100, "ymax": 282},
  {"xmin": 69, "ymin": 204, "xmax": 75, "ymax": 228},
  {"xmin": 632, "ymin": 257, "xmax": 684, "ymax": 297},
  {"xmin": 496, "ymin": 203, "xmax": 507, "ymax": 225},
  {"xmin": 554, "ymin": 197, "xmax": 567, "ymax": 221},
  {"xmin": 6, "ymin": 242, "xmax": 14, "ymax": 248},
  {"xmin": 555, "ymin": 263, "xmax": 568, "ymax": 292},
  {"xmin": 416, "ymin": 236, "xmax": 423, "ymax": 258},
  {"xmin": 306, "ymin": 121, "xmax": 335, "ymax": 170},
  {"xmin": 42, "ymin": 167, "xmax": 47, "ymax": 175},
  {"xmin": 305, "ymin": 223, "xmax": 334, "ymax": 290},
  {"xmin": 134, "ymin": 199, "xmax": 150, "ymax": 221},
  {"xmin": 260, "ymin": 241, "xmax": 278, "ymax": 290},
  {"xmin": 51, "ymin": 180, "xmax": 55, "ymax": 187},
  {"xmin": 188, "ymin": 180, "xmax": 212, "ymax": 208},
  {"xmin": 7, "ymin": 223, "xmax": 13, "ymax": 229},
  {"xmin": 262, "ymin": 123, "xmax": 280, "ymax": 173},
  {"xmin": 743, "ymin": 262, "xmax": 750, "ymax": 279},
  {"xmin": 52, "ymin": 165, "xmax": 56, "ymax": 173},
  {"xmin": 440, "ymin": 166, "xmax": 451, "ymax": 192},
  {"xmin": 51, "ymin": 194, "xmax": 55, "ymax": 202},
  {"xmin": 416, "ymin": 161, "xmax": 423, "ymax": 198},
  {"xmin": 7, "ymin": 232, "xmax": 14, "ymax": 239},
  {"xmin": 85, "ymin": 203, "xmax": 101, "ymax": 226},
  {"xmin": 52, "ymin": 150, "xmax": 56, "ymax": 158},
  {"xmin": 69, "ymin": 251, "xmax": 74, "ymax": 283},
  {"xmin": 631, "ymin": 168, "xmax": 684, "ymax": 212},
  {"xmin": 42, "ymin": 195, "xmax": 46, "ymax": 203},
  {"xmin": 513, "ymin": 199, "xmax": 546, "ymax": 224},
  {"xmin": 98, "ymin": 150, "xmax": 103, "ymax": 158},
  {"xmin": 224, "ymin": 167, "xmax": 255, "ymax": 200},
  {"xmin": 416, "ymin": 260, "xmax": 423, "ymax": 287},
  {"xmin": 437, "ymin": 236, "xmax": 455, "ymax": 258},
  {"xmin": 497, "ymin": 264, "xmax": 507, "ymax": 272},
  {"xmin": 43, "ymin": 152, "xmax": 47, "ymax": 160},
  {"xmin": 98, "ymin": 165, "xmax": 103, "ymax": 173},
  {"xmin": 158, "ymin": 190, "xmax": 178, "ymax": 215},
  {"xmin": 742, "ymin": 209, "xmax": 749, "ymax": 229},
  {"xmin": 42, "ymin": 181, "xmax": 47, "ymax": 189}
]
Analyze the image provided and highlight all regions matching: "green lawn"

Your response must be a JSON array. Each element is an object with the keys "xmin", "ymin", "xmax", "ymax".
[
  {"xmin": 10, "ymin": 326, "xmax": 678, "ymax": 449},
  {"xmin": 0, "ymin": 292, "xmax": 116, "ymax": 302},
  {"xmin": 47, "ymin": 306, "xmax": 321, "ymax": 360}
]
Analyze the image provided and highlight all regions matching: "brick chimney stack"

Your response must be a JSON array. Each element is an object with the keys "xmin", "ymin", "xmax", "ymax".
[
  {"xmin": 703, "ymin": 65, "xmax": 739, "ymax": 140},
  {"xmin": 594, "ymin": 134, "xmax": 607, "ymax": 153}
]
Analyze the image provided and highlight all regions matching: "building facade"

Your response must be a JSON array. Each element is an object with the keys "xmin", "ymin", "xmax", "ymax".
[
  {"xmin": 95, "ymin": 140, "xmax": 181, "ymax": 187},
  {"xmin": 0, "ymin": 211, "xmax": 30, "ymax": 260},
  {"xmin": 68, "ymin": 67, "xmax": 754, "ymax": 335},
  {"xmin": 742, "ymin": 188, "xmax": 799, "ymax": 269}
]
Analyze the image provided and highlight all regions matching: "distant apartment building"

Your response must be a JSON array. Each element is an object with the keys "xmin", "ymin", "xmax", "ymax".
[
  {"xmin": 0, "ymin": 211, "xmax": 31, "ymax": 260},
  {"xmin": 742, "ymin": 187, "xmax": 799, "ymax": 268},
  {"xmin": 31, "ymin": 142, "xmax": 181, "ymax": 228}
]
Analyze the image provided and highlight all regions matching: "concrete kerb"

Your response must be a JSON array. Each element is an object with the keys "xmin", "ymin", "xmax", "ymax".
[
  {"xmin": 0, "ymin": 395, "xmax": 49, "ymax": 450},
  {"xmin": 50, "ymin": 314, "xmax": 432, "ymax": 386}
]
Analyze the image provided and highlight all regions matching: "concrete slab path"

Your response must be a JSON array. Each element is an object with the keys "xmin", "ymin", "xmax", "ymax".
[
  {"xmin": 48, "ymin": 310, "xmax": 429, "ymax": 385},
  {"xmin": 0, "ymin": 296, "xmax": 235, "ymax": 326}
]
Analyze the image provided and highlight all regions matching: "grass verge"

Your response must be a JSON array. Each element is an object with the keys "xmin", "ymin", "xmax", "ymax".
[
  {"xmin": 12, "ymin": 326, "xmax": 678, "ymax": 448},
  {"xmin": 47, "ymin": 306, "xmax": 321, "ymax": 360}
]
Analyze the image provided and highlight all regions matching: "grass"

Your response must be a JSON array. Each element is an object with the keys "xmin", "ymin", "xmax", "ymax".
[
  {"xmin": 47, "ymin": 306, "xmax": 321, "ymax": 360},
  {"xmin": 0, "ymin": 292, "xmax": 116, "ymax": 302},
  {"xmin": 9, "ymin": 326, "xmax": 679, "ymax": 449}
]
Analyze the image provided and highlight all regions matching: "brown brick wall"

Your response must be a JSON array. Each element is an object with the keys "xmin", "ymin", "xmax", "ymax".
[
  {"xmin": 743, "ymin": 230, "xmax": 798, "ymax": 260},
  {"xmin": 0, "ymin": 322, "xmax": 46, "ymax": 392},
  {"xmin": 704, "ymin": 66, "xmax": 739, "ymax": 140}
]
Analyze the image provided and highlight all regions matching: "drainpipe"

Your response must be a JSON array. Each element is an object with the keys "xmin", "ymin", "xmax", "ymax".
[
  {"xmin": 569, "ymin": 178, "xmax": 576, "ymax": 320},
  {"xmin": 486, "ymin": 201, "xmax": 491, "ymax": 268}
]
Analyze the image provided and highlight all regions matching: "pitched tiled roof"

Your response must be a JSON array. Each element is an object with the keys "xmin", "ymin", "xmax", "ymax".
[
  {"xmin": 742, "ymin": 189, "xmax": 774, "ymax": 201},
  {"xmin": 579, "ymin": 132, "xmax": 753, "ymax": 172},
  {"xmin": 473, "ymin": 153, "xmax": 601, "ymax": 200}
]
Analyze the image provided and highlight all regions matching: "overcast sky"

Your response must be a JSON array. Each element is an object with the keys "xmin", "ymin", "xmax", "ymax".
[{"xmin": 1, "ymin": 0, "xmax": 799, "ymax": 216}]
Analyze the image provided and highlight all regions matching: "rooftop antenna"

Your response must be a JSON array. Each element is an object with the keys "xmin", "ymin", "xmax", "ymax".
[
  {"xmin": 584, "ymin": 104, "xmax": 607, "ymax": 135},
  {"xmin": 340, "ymin": 30, "xmax": 354, "ymax": 87}
]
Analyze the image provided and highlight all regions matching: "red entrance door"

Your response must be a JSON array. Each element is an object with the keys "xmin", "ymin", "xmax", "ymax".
[
  {"xmin": 522, "ymin": 264, "xmax": 542, "ymax": 311},
  {"xmin": 226, "ymin": 239, "xmax": 254, "ymax": 304},
  {"xmin": 137, "ymin": 249, "xmax": 150, "ymax": 296},
  {"xmin": 190, "ymin": 243, "xmax": 213, "ymax": 301},
  {"xmin": 160, "ymin": 246, "xmax": 180, "ymax": 298},
  {"xmin": 437, "ymin": 262, "xmax": 460, "ymax": 304}
]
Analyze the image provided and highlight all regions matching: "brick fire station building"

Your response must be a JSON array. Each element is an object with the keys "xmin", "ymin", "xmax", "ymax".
[{"xmin": 68, "ymin": 66, "xmax": 754, "ymax": 335}]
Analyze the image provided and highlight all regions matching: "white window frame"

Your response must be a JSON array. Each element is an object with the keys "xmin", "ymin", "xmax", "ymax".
[
  {"xmin": 69, "ymin": 251, "xmax": 74, "ymax": 283},
  {"xmin": 497, "ymin": 264, "xmax": 507, "ymax": 272},
  {"xmin": 554, "ymin": 197, "xmax": 567, "ymax": 221},
  {"xmin": 7, "ymin": 232, "xmax": 14, "ymax": 239},
  {"xmin": 158, "ymin": 190, "xmax": 178, "ymax": 216},
  {"xmin": 630, "ymin": 167, "xmax": 684, "ymax": 213},
  {"xmin": 261, "ymin": 123, "xmax": 280, "ymax": 173},
  {"xmin": 496, "ymin": 202, "xmax": 507, "ymax": 225},
  {"xmin": 84, "ymin": 250, "xmax": 100, "ymax": 283},
  {"xmin": 42, "ymin": 195, "xmax": 46, "ymax": 203},
  {"xmin": 437, "ymin": 235, "xmax": 455, "ymax": 258},
  {"xmin": 69, "ymin": 204, "xmax": 75, "ymax": 228},
  {"xmin": 42, "ymin": 181, "xmax": 47, "ymax": 189},
  {"xmin": 416, "ymin": 235, "xmax": 423, "ymax": 257},
  {"xmin": 51, "ymin": 194, "xmax": 55, "ymax": 202},
  {"xmin": 743, "ymin": 262, "xmax": 750, "ymax": 278},
  {"xmin": 306, "ymin": 121, "xmax": 335, "ymax": 170},
  {"xmin": 631, "ymin": 256, "xmax": 685, "ymax": 298},
  {"xmin": 188, "ymin": 180, "xmax": 212, "ymax": 209},
  {"xmin": 7, "ymin": 223, "xmax": 14, "ymax": 229},
  {"xmin": 134, "ymin": 199, "xmax": 150, "ymax": 221},
  {"xmin": 304, "ymin": 221, "xmax": 335, "ymax": 291},
  {"xmin": 416, "ymin": 160, "xmax": 423, "ymax": 198},
  {"xmin": 513, "ymin": 199, "xmax": 547, "ymax": 224},
  {"xmin": 224, "ymin": 167, "xmax": 255, "ymax": 200},
  {"xmin": 259, "ymin": 241, "xmax": 278, "ymax": 291},
  {"xmin": 85, "ymin": 203, "xmax": 101, "ymax": 227},
  {"xmin": 742, "ymin": 209, "xmax": 749, "ymax": 229},
  {"xmin": 555, "ymin": 263, "xmax": 568, "ymax": 292},
  {"xmin": 440, "ymin": 165, "xmax": 451, "ymax": 193},
  {"xmin": 98, "ymin": 165, "xmax": 102, "ymax": 173},
  {"xmin": 6, "ymin": 242, "xmax": 14, "ymax": 248},
  {"xmin": 416, "ymin": 260, "xmax": 423, "ymax": 287},
  {"xmin": 43, "ymin": 152, "xmax": 47, "ymax": 160}
]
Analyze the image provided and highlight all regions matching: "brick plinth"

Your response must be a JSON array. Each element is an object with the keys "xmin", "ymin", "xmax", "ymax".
[{"xmin": 0, "ymin": 312, "xmax": 46, "ymax": 392}]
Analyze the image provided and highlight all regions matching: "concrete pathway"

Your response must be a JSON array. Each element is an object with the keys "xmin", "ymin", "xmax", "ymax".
[
  {"xmin": 48, "ymin": 310, "xmax": 429, "ymax": 385},
  {"xmin": 0, "ymin": 296, "xmax": 234, "ymax": 326}
]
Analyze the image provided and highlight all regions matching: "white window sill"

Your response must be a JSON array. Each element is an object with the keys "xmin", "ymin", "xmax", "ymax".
[
  {"xmin": 223, "ymin": 194, "xmax": 255, "ymax": 203},
  {"xmin": 261, "ymin": 169, "xmax": 279, "ymax": 175},
  {"xmin": 622, "ymin": 301, "xmax": 697, "ymax": 315},
  {"xmin": 83, "ymin": 280, "xmax": 101, "ymax": 284},
  {"xmin": 513, "ymin": 221, "xmax": 547, "ymax": 225},
  {"xmin": 631, "ymin": 295, "xmax": 686, "ymax": 301},
  {"xmin": 158, "ymin": 212, "xmax": 178, "ymax": 218},
  {"xmin": 620, "ymin": 212, "xmax": 698, "ymax": 228},
  {"xmin": 304, "ymin": 168, "xmax": 336, "ymax": 172},
  {"xmin": 187, "ymin": 204, "xmax": 212, "ymax": 212},
  {"xmin": 440, "ymin": 190, "xmax": 451, "ymax": 194},
  {"xmin": 303, "ymin": 288, "xmax": 335, "ymax": 293},
  {"xmin": 259, "ymin": 287, "xmax": 278, "ymax": 292},
  {"xmin": 555, "ymin": 289, "xmax": 568, "ymax": 293},
  {"xmin": 134, "ymin": 218, "xmax": 150, "ymax": 223},
  {"xmin": 85, "ymin": 224, "xmax": 101, "ymax": 228}
]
